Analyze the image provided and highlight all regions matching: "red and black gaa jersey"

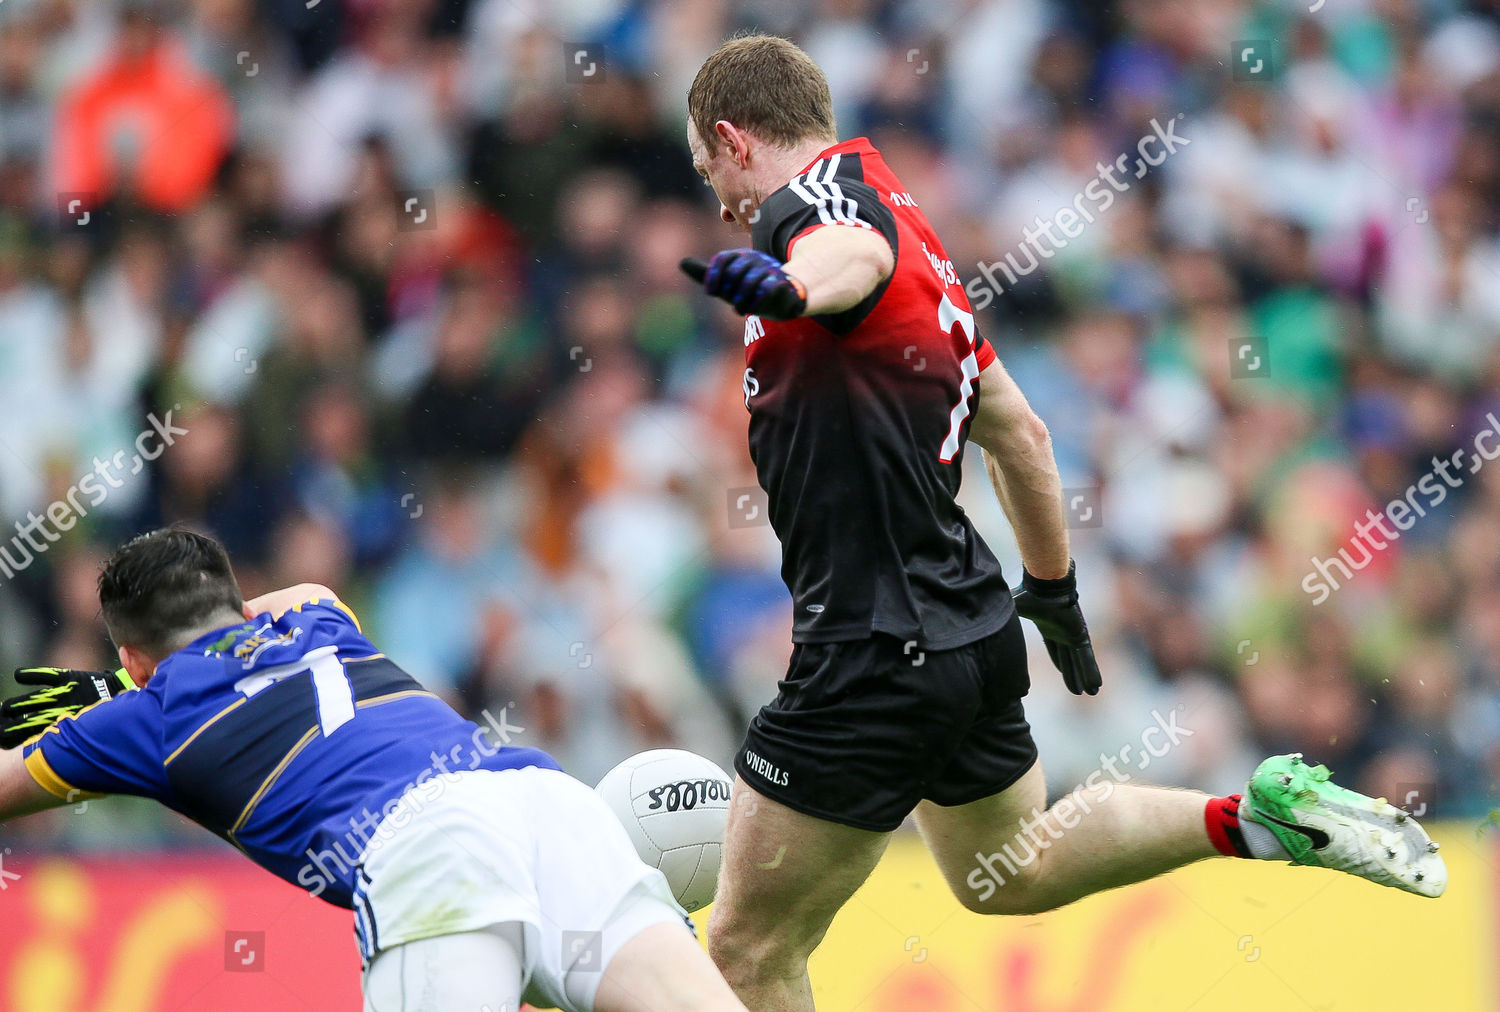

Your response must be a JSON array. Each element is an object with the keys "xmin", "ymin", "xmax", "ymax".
[{"xmin": 745, "ymin": 136, "xmax": 1013, "ymax": 649}]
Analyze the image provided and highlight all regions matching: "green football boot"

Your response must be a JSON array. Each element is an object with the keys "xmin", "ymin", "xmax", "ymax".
[{"xmin": 1243, "ymin": 754, "xmax": 1446, "ymax": 898}]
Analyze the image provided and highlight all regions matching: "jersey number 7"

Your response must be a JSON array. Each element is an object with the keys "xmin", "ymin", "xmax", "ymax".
[
  {"xmin": 234, "ymin": 645, "xmax": 356, "ymax": 737},
  {"xmin": 937, "ymin": 292, "xmax": 980, "ymax": 464}
]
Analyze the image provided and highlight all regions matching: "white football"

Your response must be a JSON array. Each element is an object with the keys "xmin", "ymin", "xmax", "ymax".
[{"xmin": 596, "ymin": 749, "xmax": 733, "ymax": 913}]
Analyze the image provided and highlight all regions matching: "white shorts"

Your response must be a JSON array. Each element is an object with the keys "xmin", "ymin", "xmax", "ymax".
[{"xmin": 354, "ymin": 766, "xmax": 688, "ymax": 1012}]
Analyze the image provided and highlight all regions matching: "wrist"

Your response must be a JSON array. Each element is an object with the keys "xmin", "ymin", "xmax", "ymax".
[
  {"xmin": 758, "ymin": 270, "xmax": 808, "ymax": 321},
  {"xmin": 1022, "ymin": 559, "xmax": 1076, "ymax": 594},
  {"xmin": 788, "ymin": 274, "xmax": 808, "ymax": 307},
  {"xmin": 780, "ymin": 271, "xmax": 809, "ymax": 316}
]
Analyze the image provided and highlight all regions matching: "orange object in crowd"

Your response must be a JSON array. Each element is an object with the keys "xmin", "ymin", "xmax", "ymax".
[{"xmin": 53, "ymin": 36, "xmax": 234, "ymax": 214}]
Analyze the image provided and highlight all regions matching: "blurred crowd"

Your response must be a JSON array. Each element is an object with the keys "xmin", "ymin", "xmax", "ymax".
[{"xmin": 0, "ymin": 0, "xmax": 1496, "ymax": 851}]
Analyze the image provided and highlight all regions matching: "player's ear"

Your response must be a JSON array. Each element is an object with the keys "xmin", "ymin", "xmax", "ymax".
[
  {"xmin": 715, "ymin": 120, "xmax": 749, "ymax": 168},
  {"xmin": 118, "ymin": 645, "xmax": 153, "ymax": 687}
]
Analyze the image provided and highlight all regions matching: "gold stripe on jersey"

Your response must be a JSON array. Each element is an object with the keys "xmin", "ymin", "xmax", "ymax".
[
  {"xmin": 229, "ymin": 724, "xmax": 321, "ymax": 834},
  {"xmin": 25, "ymin": 748, "xmax": 102, "ymax": 801},
  {"xmin": 164, "ymin": 696, "xmax": 248, "ymax": 767},
  {"xmin": 292, "ymin": 596, "xmax": 364, "ymax": 633},
  {"xmin": 356, "ymin": 689, "xmax": 436, "ymax": 710}
]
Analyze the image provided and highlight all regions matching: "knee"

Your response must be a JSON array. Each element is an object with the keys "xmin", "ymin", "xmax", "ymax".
[
  {"xmin": 707, "ymin": 904, "xmax": 810, "ymax": 988},
  {"xmin": 954, "ymin": 860, "xmax": 1063, "ymax": 916},
  {"xmin": 959, "ymin": 886, "xmax": 1065, "ymax": 917}
]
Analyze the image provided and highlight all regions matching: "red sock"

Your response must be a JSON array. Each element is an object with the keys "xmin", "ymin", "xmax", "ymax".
[{"xmin": 1205, "ymin": 794, "xmax": 1252, "ymax": 858}]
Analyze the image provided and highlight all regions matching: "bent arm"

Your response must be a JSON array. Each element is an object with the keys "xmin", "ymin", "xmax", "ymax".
[
  {"xmin": 966, "ymin": 359, "xmax": 1071, "ymax": 580},
  {"xmin": 782, "ymin": 224, "xmax": 894, "ymax": 315},
  {"xmin": 243, "ymin": 583, "xmax": 343, "ymax": 621}
]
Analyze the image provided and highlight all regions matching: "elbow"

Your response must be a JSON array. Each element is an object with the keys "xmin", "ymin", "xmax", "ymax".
[
  {"xmin": 870, "ymin": 235, "xmax": 888, "ymax": 286},
  {"xmin": 869, "ymin": 236, "xmax": 895, "ymax": 283},
  {"xmin": 842, "ymin": 238, "xmax": 893, "ymax": 306},
  {"xmin": 290, "ymin": 582, "xmax": 338, "ymax": 604},
  {"xmin": 847, "ymin": 231, "xmax": 893, "ymax": 291},
  {"xmin": 1019, "ymin": 409, "xmax": 1052, "ymax": 456},
  {"xmin": 979, "ymin": 406, "xmax": 1051, "ymax": 463}
]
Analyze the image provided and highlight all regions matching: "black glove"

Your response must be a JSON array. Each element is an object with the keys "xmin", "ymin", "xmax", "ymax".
[
  {"xmin": 1011, "ymin": 561, "xmax": 1101, "ymax": 696},
  {"xmin": 0, "ymin": 667, "xmax": 135, "ymax": 748},
  {"xmin": 681, "ymin": 251, "xmax": 808, "ymax": 320}
]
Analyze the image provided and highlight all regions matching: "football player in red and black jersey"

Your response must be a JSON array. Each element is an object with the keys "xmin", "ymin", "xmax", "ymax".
[{"xmin": 682, "ymin": 33, "xmax": 1445, "ymax": 1012}]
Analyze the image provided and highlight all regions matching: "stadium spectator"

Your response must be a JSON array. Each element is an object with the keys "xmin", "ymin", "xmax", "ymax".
[{"xmin": 52, "ymin": 4, "xmax": 233, "ymax": 214}]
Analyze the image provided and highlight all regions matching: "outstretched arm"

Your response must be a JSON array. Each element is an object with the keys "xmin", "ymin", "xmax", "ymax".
[
  {"xmin": 966, "ymin": 359, "xmax": 1070, "ymax": 580},
  {"xmin": 0, "ymin": 746, "xmax": 69, "ymax": 821}
]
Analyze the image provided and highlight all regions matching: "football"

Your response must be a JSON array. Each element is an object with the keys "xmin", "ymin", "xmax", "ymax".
[{"xmin": 596, "ymin": 749, "xmax": 733, "ymax": 913}]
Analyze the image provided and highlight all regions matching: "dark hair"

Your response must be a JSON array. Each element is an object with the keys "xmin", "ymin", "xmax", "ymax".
[
  {"xmin": 98, "ymin": 528, "xmax": 245, "ymax": 656},
  {"xmin": 688, "ymin": 34, "xmax": 837, "ymax": 153}
]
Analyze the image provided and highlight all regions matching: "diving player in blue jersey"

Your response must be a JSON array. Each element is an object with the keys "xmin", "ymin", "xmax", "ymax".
[{"xmin": 0, "ymin": 528, "xmax": 745, "ymax": 1012}]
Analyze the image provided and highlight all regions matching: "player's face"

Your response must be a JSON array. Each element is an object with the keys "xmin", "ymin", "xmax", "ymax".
[{"xmin": 688, "ymin": 121, "xmax": 755, "ymax": 232}]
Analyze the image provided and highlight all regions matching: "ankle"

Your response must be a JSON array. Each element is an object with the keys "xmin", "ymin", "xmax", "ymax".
[
  {"xmin": 1204, "ymin": 794, "xmax": 1253, "ymax": 858},
  {"xmin": 1204, "ymin": 793, "xmax": 1293, "ymax": 861}
]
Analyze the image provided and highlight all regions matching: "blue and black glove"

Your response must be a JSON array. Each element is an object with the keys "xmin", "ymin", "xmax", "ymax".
[
  {"xmin": 1011, "ymin": 561, "xmax": 1102, "ymax": 696},
  {"xmin": 681, "ymin": 251, "xmax": 808, "ymax": 320}
]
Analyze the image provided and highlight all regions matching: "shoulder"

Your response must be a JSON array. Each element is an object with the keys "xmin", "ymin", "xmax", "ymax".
[
  {"xmin": 776, "ymin": 147, "xmax": 886, "ymax": 213},
  {"xmin": 754, "ymin": 146, "xmax": 898, "ymax": 260},
  {"xmin": 250, "ymin": 583, "xmax": 363, "ymax": 633},
  {"xmin": 287, "ymin": 592, "xmax": 363, "ymax": 632}
]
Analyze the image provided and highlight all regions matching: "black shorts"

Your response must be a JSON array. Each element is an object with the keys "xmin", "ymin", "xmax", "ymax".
[{"xmin": 735, "ymin": 615, "xmax": 1037, "ymax": 833}]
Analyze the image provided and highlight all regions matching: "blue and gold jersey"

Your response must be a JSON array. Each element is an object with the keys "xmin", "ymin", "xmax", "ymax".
[{"xmin": 21, "ymin": 598, "xmax": 559, "ymax": 908}]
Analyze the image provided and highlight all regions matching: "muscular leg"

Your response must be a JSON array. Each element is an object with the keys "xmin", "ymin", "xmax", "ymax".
[
  {"xmin": 916, "ymin": 760, "xmax": 1218, "ymax": 915},
  {"xmin": 594, "ymin": 922, "xmax": 746, "ymax": 1012},
  {"xmin": 706, "ymin": 777, "xmax": 891, "ymax": 1012}
]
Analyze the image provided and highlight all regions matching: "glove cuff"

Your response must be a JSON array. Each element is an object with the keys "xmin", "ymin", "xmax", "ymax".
[
  {"xmin": 786, "ymin": 275, "xmax": 808, "ymax": 314},
  {"xmin": 759, "ymin": 273, "xmax": 808, "ymax": 321},
  {"xmin": 1021, "ymin": 559, "xmax": 1077, "ymax": 595}
]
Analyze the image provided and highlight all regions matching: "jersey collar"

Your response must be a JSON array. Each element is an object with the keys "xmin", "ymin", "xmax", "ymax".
[
  {"xmin": 148, "ymin": 618, "xmax": 255, "ymax": 683},
  {"xmin": 794, "ymin": 136, "xmax": 877, "ymax": 177},
  {"xmin": 182, "ymin": 618, "xmax": 259, "ymax": 656}
]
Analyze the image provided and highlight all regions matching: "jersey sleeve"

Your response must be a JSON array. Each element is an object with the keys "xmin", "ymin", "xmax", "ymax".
[
  {"xmin": 280, "ymin": 596, "xmax": 382, "ymax": 664},
  {"xmin": 22, "ymin": 689, "xmax": 170, "ymax": 801},
  {"xmin": 974, "ymin": 332, "xmax": 997, "ymax": 371},
  {"xmin": 753, "ymin": 173, "xmax": 898, "ymax": 265},
  {"xmin": 288, "ymin": 596, "xmax": 364, "ymax": 634},
  {"xmin": 752, "ymin": 169, "xmax": 899, "ymax": 335}
]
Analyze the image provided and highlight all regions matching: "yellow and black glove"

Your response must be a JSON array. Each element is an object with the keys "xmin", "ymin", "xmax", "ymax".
[{"xmin": 0, "ymin": 667, "xmax": 135, "ymax": 748}]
